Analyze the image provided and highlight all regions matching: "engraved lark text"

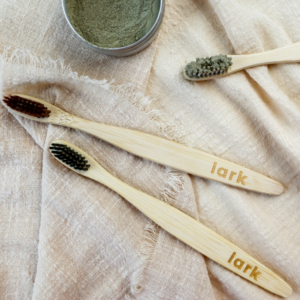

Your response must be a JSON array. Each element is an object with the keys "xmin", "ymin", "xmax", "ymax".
[
  {"xmin": 228, "ymin": 252, "xmax": 261, "ymax": 281},
  {"xmin": 211, "ymin": 162, "xmax": 248, "ymax": 185}
]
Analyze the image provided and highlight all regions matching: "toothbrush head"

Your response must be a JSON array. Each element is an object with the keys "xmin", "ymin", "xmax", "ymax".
[
  {"xmin": 50, "ymin": 142, "xmax": 90, "ymax": 171},
  {"xmin": 3, "ymin": 95, "xmax": 51, "ymax": 118},
  {"xmin": 184, "ymin": 54, "xmax": 232, "ymax": 80}
]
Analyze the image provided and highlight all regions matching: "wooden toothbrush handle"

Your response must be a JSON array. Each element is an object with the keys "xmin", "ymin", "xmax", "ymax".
[
  {"xmin": 232, "ymin": 42, "xmax": 300, "ymax": 70},
  {"xmin": 73, "ymin": 119, "xmax": 283, "ymax": 195},
  {"xmin": 89, "ymin": 167, "xmax": 291, "ymax": 298},
  {"xmin": 8, "ymin": 94, "xmax": 283, "ymax": 195}
]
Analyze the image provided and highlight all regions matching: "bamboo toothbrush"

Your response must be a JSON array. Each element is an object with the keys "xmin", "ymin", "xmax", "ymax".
[
  {"xmin": 184, "ymin": 42, "xmax": 300, "ymax": 81},
  {"xmin": 49, "ymin": 139, "xmax": 292, "ymax": 298},
  {"xmin": 3, "ymin": 94, "xmax": 283, "ymax": 195}
]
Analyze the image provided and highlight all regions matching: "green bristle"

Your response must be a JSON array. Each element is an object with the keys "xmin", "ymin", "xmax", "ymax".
[{"xmin": 185, "ymin": 54, "xmax": 232, "ymax": 79}]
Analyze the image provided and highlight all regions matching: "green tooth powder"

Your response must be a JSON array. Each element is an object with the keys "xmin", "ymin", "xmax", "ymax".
[{"xmin": 66, "ymin": 0, "xmax": 160, "ymax": 48}]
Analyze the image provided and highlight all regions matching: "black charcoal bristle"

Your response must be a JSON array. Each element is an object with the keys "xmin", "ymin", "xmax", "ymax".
[
  {"xmin": 50, "ymin": 143, "xmax": 90, "ymax": 171},
  {"xmin": 3, "ymin": 95, "xmax": 51, "ymax": 118}
]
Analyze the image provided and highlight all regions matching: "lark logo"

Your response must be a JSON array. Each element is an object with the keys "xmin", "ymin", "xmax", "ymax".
[
  {"xmin": 228, "ymin": 252, "xmax": 261, "ymax": 281},
  {"xmin": 211, "ymin": 162, "xmax": 248, "ymax": 185}
]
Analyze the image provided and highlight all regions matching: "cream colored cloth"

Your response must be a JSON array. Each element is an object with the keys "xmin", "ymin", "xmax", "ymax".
[{"xmin": 0, "ymin": 0, "xmax": 300, "ymax": 299}]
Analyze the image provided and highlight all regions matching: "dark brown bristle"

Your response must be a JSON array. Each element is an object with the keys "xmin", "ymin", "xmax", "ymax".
[
  {"xmin": 50, "ymin": 143, "xmax": 90, "ymax": 171},
  {"xmin": 3, "ymin": 95, "xmax": 51, "ymax": 118}
]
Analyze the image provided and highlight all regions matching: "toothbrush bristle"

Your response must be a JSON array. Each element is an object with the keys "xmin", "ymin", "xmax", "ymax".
[
  {"xmin": 185, "ymin": 54, "xmax": 232, "ymax": 79},
  {"xmin": 50, "ymin": 143, "xmax": 90, "ymax": 171},
  {"xmin": 3, "ymin": 95, "xmax": 51, "ymax": 118}
]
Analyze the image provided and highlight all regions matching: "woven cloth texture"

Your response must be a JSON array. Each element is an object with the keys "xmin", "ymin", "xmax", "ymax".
[{"xmin": 0, "ymin": 0, "xmax": 300, "ymax": 299}]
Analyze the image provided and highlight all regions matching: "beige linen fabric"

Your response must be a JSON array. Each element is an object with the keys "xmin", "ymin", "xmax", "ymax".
[{"xmin": 0, "ymin": 0, "xmax": 300, "ymax": 299}]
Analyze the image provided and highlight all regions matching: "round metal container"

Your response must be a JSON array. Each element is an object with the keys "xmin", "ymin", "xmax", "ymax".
[{"xmin": 62, "ymin": 0, "xmax": 165, "ymax": 57}]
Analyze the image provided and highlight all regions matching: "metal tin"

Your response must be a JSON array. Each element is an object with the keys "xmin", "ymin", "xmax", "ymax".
[{"xmin": 62, "ymin": 0, "xmax": 165, "ymax": 57}]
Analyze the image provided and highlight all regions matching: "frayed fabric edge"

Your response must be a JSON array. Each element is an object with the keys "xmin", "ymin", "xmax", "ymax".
[
  {"xmin": 125, "ymin": 168, "xmax": 186, "ymax": 299},
  {"xmin": 111, "ymin": 83, "xmax": 191, "ymax": 145},
  {"xmin": 125, "ymin": 223, "xmax": 160, "ymax": 299},
  {"xmin": 0, "ymin": 47, "xmax": 111, "ymax": 89}
]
